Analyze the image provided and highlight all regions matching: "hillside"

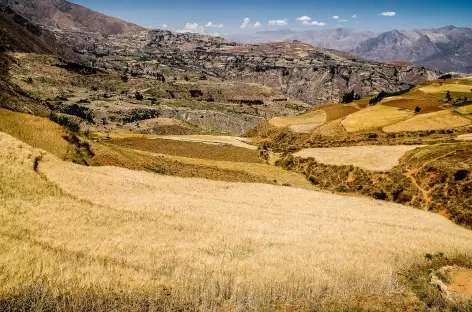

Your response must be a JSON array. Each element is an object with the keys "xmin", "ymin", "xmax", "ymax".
[
  {"xmin": 1, "ymin": 128, "xmax": 472, "ymax": 311},
  {"xmin": 0, "ymin": 6, "xmax": 57, "ymax": 53},
  {"xmin": 0, "ymin": 0, "xmax": 438, "ymax": 107},
  {"xmin": 0, "ymin": 0, "xmax": 144, "ymax": 36}
]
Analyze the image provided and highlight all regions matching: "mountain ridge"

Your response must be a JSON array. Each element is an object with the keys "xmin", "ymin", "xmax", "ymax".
[{"xmin": 225, "ymin": 26, "xmax": 472, "ymax": 73}]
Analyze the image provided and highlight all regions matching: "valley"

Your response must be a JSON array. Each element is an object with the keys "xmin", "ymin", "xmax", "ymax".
[{"xmin": 0, "ymin": 1, "xmax": 472, "ymax": 311}]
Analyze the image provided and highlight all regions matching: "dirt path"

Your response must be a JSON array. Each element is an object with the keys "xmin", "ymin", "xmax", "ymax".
[
  {"xmin": 450, "ymin": 269, "xmax": 472, "ymax": 298},
  {"xmin": 293, "ymin": 145, "xmax": 424, "ymax": 171}
]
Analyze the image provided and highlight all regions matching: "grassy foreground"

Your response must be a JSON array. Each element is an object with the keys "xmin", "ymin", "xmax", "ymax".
[{"xmin": 1, "ymin": 130, "xmax": 472, "ymax": 311}]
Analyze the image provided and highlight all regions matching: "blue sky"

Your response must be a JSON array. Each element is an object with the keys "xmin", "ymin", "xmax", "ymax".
[{"xmin": 72, "ymin": 0, "xmax": 472, "ymax": 34}]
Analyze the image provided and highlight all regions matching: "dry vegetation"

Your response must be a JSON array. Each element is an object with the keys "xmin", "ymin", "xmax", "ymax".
[
  {"xmin": 341, "ymin": 105, "xmax": 415, "ymax": 132},
  {"xmin": 279, "ymin": 141, "xmax": 472, "ymax": 227},
  {"xmin": 293, "ymin": 145, "xmax": 423, "ymax": 171},
  {"xmin": 0, "ymin": 108, "xmax": 71, "ymax": 158},
  {"xmin": 383, "ymin": 110, "xmax": 471, "ymax": 132},
  {"xmin": 2, "ymin": 131, "xmax": 472, "ymax": 311},
  {"xmin": 107, "ymin": 137, "xmax": 262, "ymax": 163}
]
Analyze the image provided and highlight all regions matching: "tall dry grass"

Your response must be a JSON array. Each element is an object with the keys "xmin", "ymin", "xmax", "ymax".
[
  {"xmin": 1, "ymin": 131, "xmax": 472, "ymax": 311},
  {"xmin": 0, "ymin": 108, "xmax": 71, "ymax": 158}
]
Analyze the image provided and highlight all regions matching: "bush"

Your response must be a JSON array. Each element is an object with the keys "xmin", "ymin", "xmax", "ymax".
[
  {"xmin": 49, "ymin": 113, "xmax": 80, "ymax": 133},
  {"xmin": 342, "ymin": 90, "xmax": 361, "ymax": 104}
]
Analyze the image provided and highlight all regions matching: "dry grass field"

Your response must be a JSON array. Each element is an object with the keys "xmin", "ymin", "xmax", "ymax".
[
  {"xmin": 457, "ymin": 104, "xmax": 472, "ymax": 115},
  {"xmin": 107, "ymin": 137, "xmax": 262, "ymax": 163},
  {"xmin": 2, "ymin": 131, "xmax": 472, "ymax": 311},
  {"xmin": 268, "ymin": 105, "xmax": 358, "ymax": 133},
  {"xmin": 269, "ymin": 110, "xmax": 327, "ymax": 133},
  {"xmin": 383, "ymin": 110, "xmax": 472, "ymax": 133},
  {"xmin": 419, "ymin": 82, "xmax": 472, "ymax": 93},
  {"xmin": 341, "ymin": 105, "xmax": 415, "ymax": 132},
  {"xmin": 382, "ymin": 98, "xmax": 444, "ymax": 114},
  {"xmin": 152, "ymin": 135, "xmax": 258, "ymax": 150},
  {"xmin": 0, "ymin": 108, "xmax": 71, "ymax": 158},
  {"xmin": 293, "ymin": 145, "xmax": 424, "ymax": 171},
  {"xmin": 323, "ymin": 104, "xmax": 359, "ymax": 121}
]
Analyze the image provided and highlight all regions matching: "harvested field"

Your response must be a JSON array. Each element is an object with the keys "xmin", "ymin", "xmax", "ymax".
[
  {"xmin": 91, "ymin": 142, "xmax": 268, "ymax": 183},
  {"xmin": 323, "ymin": 105, "xmax": 359, "ymax": 121},
  {"xmin": 132, "ymin": 149, "xmax": 317, "ymax": 190},
  {"xmin": 153, "ymin": 135, "xmax": 257, "ymax": 150},
  {"xmin": 269, "ymin": 110, "xmax": 326, "ymax": 132},
  {"xmin": 0, "ymin": 108, "xmax": 71, "ymax": 158},
  {"xmin": 341, "ymin": 105, "xmax": 414, "ymax": 132},
  {"xmin": 311, "ymin": 118, "xmax": 346, "ymax": 137},
  {"xmin": 383, "ymin": 110, "xmax": 472, "ymax": 133},
  {"xmin": 419, "ymin": 83, "xmax": 472, "ymax": 94},
  {"xmin": 268, "ymin": 106, "xmax": 358, "ymax": 134},
  {"xmin": 383, "ymin": 98, "xmax": 444, "ymax": 114},
  {"xmin": 2, "ymin": 131, "xmax": 472, "ymax": 311},
  {"xmin": 293, "ymin": 145, "xmax": 423, "ymax": 171},
  {"xmin": 457, "ymin": 104, "xmax": 472, "ymax": 115},
  {"xmin": 107, "ymin": 137, "xmax": 262, "ymax": 163},
  {"xmin": 457, "ymin": 133, "xmax": 472, "ymax": 141}
]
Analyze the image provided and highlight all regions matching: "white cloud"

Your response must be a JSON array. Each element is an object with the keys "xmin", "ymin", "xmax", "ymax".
[
  {"xmin": 240, "ymin": 17, "xmax": 250, "ymax": 28},
  {"xmin": 162, "ymin": 24, "xmax": 168, "ymax": 29},
  {"xmin": 302, "ymin": 20, "xmax": 326, "ymax": 26},
  {"xmin": 339, "ymin": 19, "xmax": 348, "ymax": 22},
  {"xmin": 352, "ymin": 14, "xmax": 357, "ymax": 18},
  {"xmin": 381, "ymin": 11, "xmax": 396, "ymax": 16},
  {"xmin": 178, "ymin": 23, "xmax": 205, "ymax": 34},
  {"xmin": 205, "ymin": 21, "xmax": 223, "ymax": 28},
  {"xmin": 240, "ymin": 17, "xmax": 260, "ymax": 28},
  {"xmin": 296, "ymin": 16, "xmax": 312, "ymax": 21},
  {"xmin": 332, "ymin": 16, "xmax": 340, "ymax": 20},
  {"xmin": 268, "ymin": 19, "xmax": 288, "ymax": 26}
]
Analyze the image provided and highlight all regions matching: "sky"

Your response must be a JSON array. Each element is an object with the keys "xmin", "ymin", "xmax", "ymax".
[{"xmin": 72, "ymin": 0, "xmax": 472, "ymax": 35}]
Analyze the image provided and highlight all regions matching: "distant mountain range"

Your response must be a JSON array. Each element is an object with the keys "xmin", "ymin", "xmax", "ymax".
[
  {"xmin": 226, "ymin": 29, "xmax": 378, "ymax": 52},
  {"xmin": 225, "ymin": 26, "xmax": 472, "ymax": 73}
]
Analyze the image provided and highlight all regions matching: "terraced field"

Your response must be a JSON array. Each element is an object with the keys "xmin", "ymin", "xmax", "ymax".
[
  {"xmin": 2, "ymin": 131, "xmax": 472, "ymax": 311},
  {"xmin": 341, "ymin": 105, "xmax": 414, "ymax": 132},
  {"xmin": 293, "ymin": 145, "xmax": 423, "ymax": 171},
  {"xmin": 383, "ymin": 110, "xmax": 472, "ymax": 132}
]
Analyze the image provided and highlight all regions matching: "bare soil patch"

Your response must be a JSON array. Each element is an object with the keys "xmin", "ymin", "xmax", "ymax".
[{"xmin": 450, "ymin": 269, "xmax": 472, "ymax": 299}]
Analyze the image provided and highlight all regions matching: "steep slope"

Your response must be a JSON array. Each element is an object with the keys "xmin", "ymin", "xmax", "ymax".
[
  {"xmin": 0, "ymin": 6, "xmax": 57, "ymax": 53},
  {"xmin": 354, "ymin": 26, "xmax": 472, "ymax": 73},
  {"xmin": 0, "ymin": 0, "xmax": 144, "ymax": 36}
]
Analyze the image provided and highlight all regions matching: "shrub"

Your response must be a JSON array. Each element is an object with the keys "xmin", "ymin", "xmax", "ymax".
[{"xmin": 49, "ymin": 113, "xmax": 80, "ymax": 133}]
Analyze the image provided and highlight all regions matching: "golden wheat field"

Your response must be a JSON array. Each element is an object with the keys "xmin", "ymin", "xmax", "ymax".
[
  {"xmin": 292, "ymin": 145, "xmax": 424, "ymax": 171},
  {"xmin": 2, "ymin": 131, "xmax": 472, "ymax": 311},
  {"xmin": 341, "ymin": 105, "xmax": 415, "ymax": 132},
  {"xmin": 383, "ymin": 110, "xmax": 472, "ymax": 133}
]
